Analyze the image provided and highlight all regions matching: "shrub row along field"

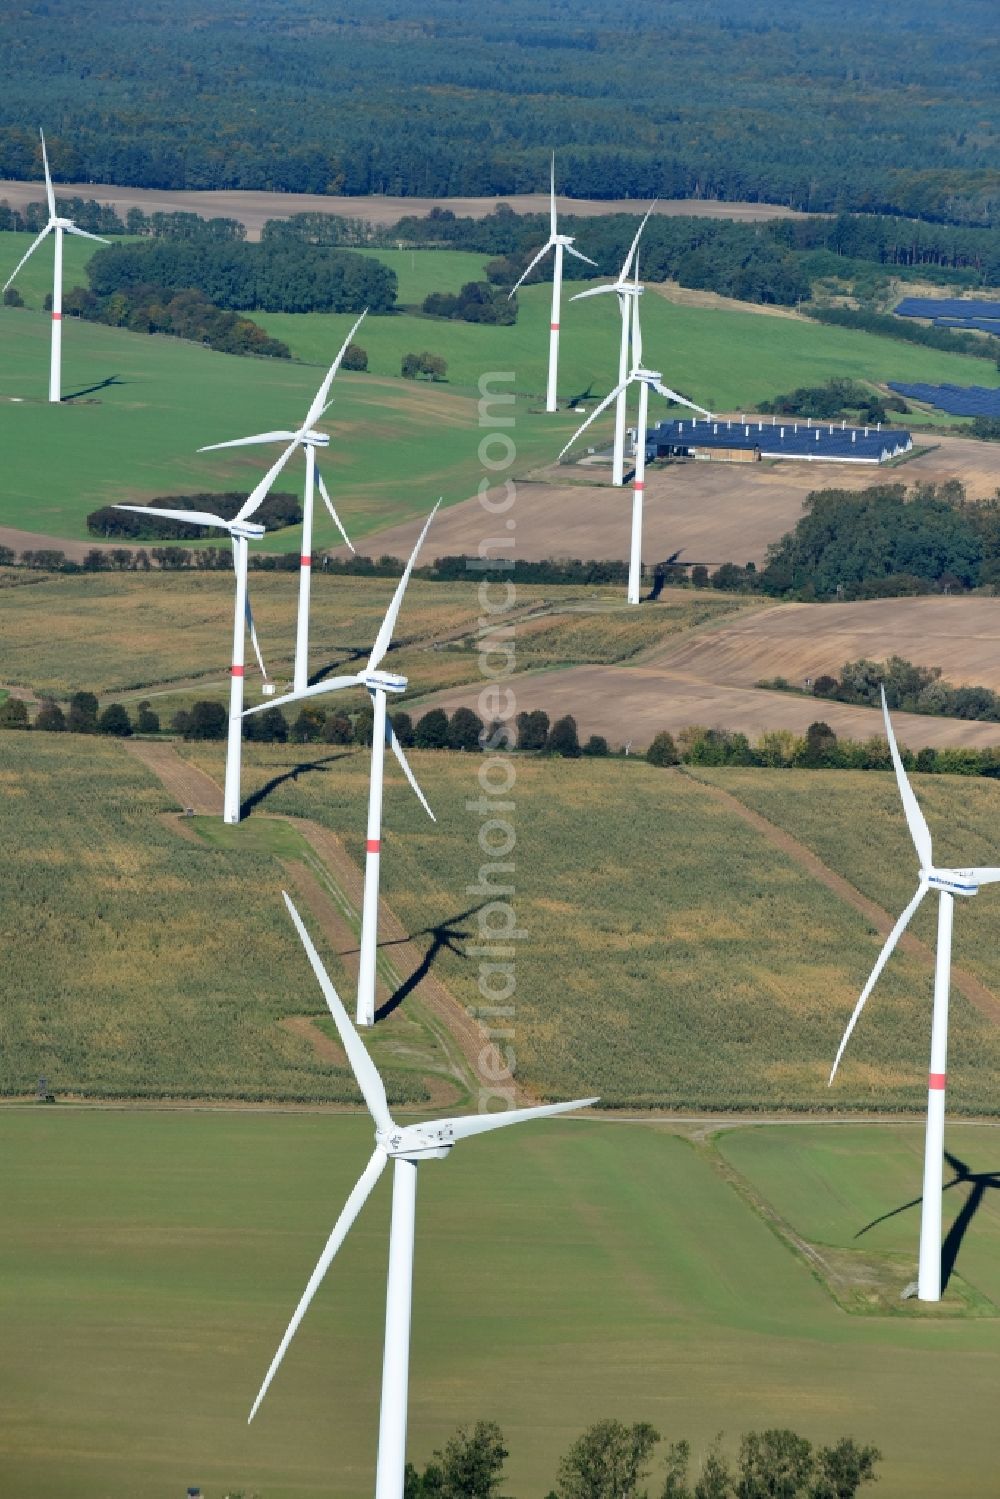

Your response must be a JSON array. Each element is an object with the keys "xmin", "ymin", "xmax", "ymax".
[
  {"xmin": 0, "ymin": 571, "xmax": 751, "ymax": 699},
  {"xmin": 697, "ymin": 768, "xmax": 1000, "ymax": 1016},
  {"xmin": 10, "ymin": 1112, "xmax": 1000, "ymax": 1499},
  {"xmin": 0, "ymin": 734, "xmax": 458, "ymax": 1103},
  {"xmin": 177, "ymin": 743, "xmax": 1000, "ymax": 1113}
]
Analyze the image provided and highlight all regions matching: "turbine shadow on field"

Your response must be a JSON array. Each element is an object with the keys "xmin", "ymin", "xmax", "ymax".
[
  {"xmin": 307, "ymin": 647, "xmax": 366, "ymax": 688},
  {"xmin": 239, "ymin": 752, "xmax": 349, "ymax": 818},
  {"xmin": 373, "ymin": 902, "xmax": 487, "ymax": 1021},
  {"xmin": 62, "ymin": 375, "xmax": 123, "ymax": 401},
  {"xmin": 854, "ymin": 1149, "xmax": 1000, "ymax": 1290}
]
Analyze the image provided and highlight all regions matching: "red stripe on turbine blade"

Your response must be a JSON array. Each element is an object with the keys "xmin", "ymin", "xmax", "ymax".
[
  {"xmin": 929, "ymin": 1072, "xmax": 947, "ymax": 1091},
  {"xmin": 366, "ymin": 838, "xmax": 381, "ymax": 854},
  {"xmin": 300, "ymin": 555, "xmax": 312, "ymax": 566},
  {"xmin": 51, "ymin": 312, "xmax": 62, "ymax": 321},
  {"xmin": 230, "ymin": 665, "xmax": 245, "ymax": 677}
]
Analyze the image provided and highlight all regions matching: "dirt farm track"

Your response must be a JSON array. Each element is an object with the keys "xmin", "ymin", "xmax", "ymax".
[{"xmin": 0, "ymin": 180, "xmax": 816, "ymax": 237}]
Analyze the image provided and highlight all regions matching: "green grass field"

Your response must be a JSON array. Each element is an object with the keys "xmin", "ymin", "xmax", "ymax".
[
  {"xmin": 4, "ymin": 1109, "xmax": 1000, "ymax": 1499},
  {"xmin": 0, "ymin": 304, "xmax": 577, "ymax": 543},
  {"xmin": 0, "ymin": 229, "xmax": 130, "ymax": 311},
  {"xmin": 355, "ymin": 246, "xmax": 494, "ymax": 304},
  {"xmin": 251, "ymin": 280, "xmax": 1000, "ymax": 410}
]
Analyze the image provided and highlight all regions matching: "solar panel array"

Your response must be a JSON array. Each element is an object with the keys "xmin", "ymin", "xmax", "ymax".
[
  {"xmin": 646, "ymin": 417, "xmax": 912, "ymax": 464},
  {"xmin": 887, "ymin": 383, "xmax": 1000, "ymax": 417},
  {"xmin": 895, "ymin": 297, "xmax": 1000, "ymax": 321}
]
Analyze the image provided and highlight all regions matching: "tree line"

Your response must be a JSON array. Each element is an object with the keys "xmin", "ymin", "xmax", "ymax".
[
  {"xmin": 0, "ymin": 0, "xmax": 995, "ymax": 225},
  {"xmin": 402, "ymin": 1417, "xmax": 879, "ymax": 1499},
  {"xmin": 87, "ymin": 493, "xmax": 302, "ymax": 541},
  {"xmin": 761, "ymin": 655, "xmax": 1000, "ymax": 726},
  {"xmin": 85, "ymin": 240, "xmax": 397, "ymax": 315},
  {"xmin": 0, "ymin": 199, "xmax": 246, "ymax": 241}
]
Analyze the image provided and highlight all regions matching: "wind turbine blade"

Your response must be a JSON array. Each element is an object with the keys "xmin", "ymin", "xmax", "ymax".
[
  {"xmin": 620, "ymin": 202, "xmax": 657, "ymax": 281},
  {"xmin": 283, "ymin": 893, "xmax": 395, "ymax": 1132},
  {"xmin": 508, "ymin": 240, "xmax": 554, "ymax": 298},
  {"xmin": 650, "ymin": 381, "xmax": 712, "ymax": 419},
  {"xmin": 550, "ymin": 152, "xmax": 557, "ymax": 237},
  {"xmin": 245, "ymin": 585, "xmax": 267, "ymax": 679},
  {"xmin": 304, "ymin": 309, "xmax": 368, "ymax": 429},
  {"xmin": 366, "ymin": 500, "xmax": 440, "ymax": 673},
  {"xmin": 564, "ymin": 244, "xmax": 598, "ymax": 268},
  {"xmin": 829, "ymin": 881, "xmax": 929, "ymax": 1084},
  {"xmin": 442, "ymin": 1097, "xmax": 598, "ymax": 1142},
  {"xmin": 316, "ymin": 467, "xmax": 354, "ymax": 552},
  {"xmin": 112, "ymin": 504, "xmax": 229, "ymax": 530},
  {"xmin": 569, "ymin": 283, "xmax": 619, "ymax": 303},
  {"xmin": 247, "ymin": 1147, "xmax": 387, "ymax": 1423},
  {"xmin": 65, "ymin": 225, "xmax": 111, "ymax": 245},
  {"xmin": 968, "ymin": 867, "xmax": 1000, "ymax": 885},
  {"xmin": 557, "ymin": 381, "xmax": 628, "ymax": 459},
  {"xmin": 881, "ymin": 687, "xmax": 933, "ymax": 869},
  {"xmin": 242, "ymin": 676, "xmax": 360, "ymax": 716},
  {"xmin": 2, "ymin": 223, "xmax": 52, "ymax": 293},
  {"xmin": 234, "ymin": 438, "xmax": 300, "ymax": 523},
  {"xmin": 39, "ymin": 129, "xmax": 55, "ymax": 219},
  {"xmin": 632, "ymin": 297, "xmax": 643, "ymax": 367},
  {"xmin": 387, "ymin": 722, "xmax": 435, "ymax": 821},
  {"xmin": 199, "ymin": 432, "xmax": 297, "ymax": 452}
]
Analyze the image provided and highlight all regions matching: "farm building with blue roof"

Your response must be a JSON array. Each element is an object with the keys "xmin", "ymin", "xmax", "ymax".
[{"xmin": 644, "ymin": 416, "xmax": 912, "ymax": 465}]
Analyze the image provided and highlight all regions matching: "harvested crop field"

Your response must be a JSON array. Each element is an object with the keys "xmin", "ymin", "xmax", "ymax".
[
  {"xmin": 650, "ymin": 595, "xmax": 1000, "ymax": 692},
  {"xmin": 0, "ymin": 179, "xmax": 813, "ymax": 237},
  {"xmin": 333, "ymin": 433, "xmax": 1000, "ymax": 570},
  {"xmin": 417, "ymin": 665, "xmax": 1000, "ymax": 753}
]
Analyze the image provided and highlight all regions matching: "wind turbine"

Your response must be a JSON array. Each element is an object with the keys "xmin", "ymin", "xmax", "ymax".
[
  {"xmin": 2, "ymin": 129, "xmax": 109, "ymax": 403},
  {"xmin": 829, "ymin": 686, "xmax": 1000, "ymax": 1301},
  {"xmin": 558, "ymin": 263, "xmax": 711, "ymax": 606},
  {"xmin": 245, "ymin": 503, "xmax": 440, "ymax": 1026},
  {"xmin": 249, "ymin": 891, "xmax": 597, "ymax": 1499},
  {"xmin": 508, "ymin": 154, "xmax": 596, "ymax": 413},
  {"xmin": 569, "ymin": 203, "xmax": 657, "ymax": 486},
  {"xmin": 199, "ymin": 313, "xmax": 364, "ymax": 695},
  {"xmin": 114, "ymin": 462, "xmax": 287, "ymax": 825}
]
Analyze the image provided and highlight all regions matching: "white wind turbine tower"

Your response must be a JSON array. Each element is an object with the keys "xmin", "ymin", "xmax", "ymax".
[
  {"xmin": 558, "ymin": 261, "xmax": 711, "ymax": 605},
  {"xmin": 569, "ymin": 203, "xmax": 656, "ymax": 487},
  {"xmin": 508, "ymin": 154, "xmax": 596, "ymax": 413},
  {"xmin": 246, "ymin": 503, "xmax": 440, "ymax": 1026},
  {"xmin": 2, "ymin": 129, "xmax": 109, "ymax": 403},
  {"xmin": 199, "ymin": 313, "xmax": 364, "ymax": 695},
  {"xmin": 114, "ymin": 463, "xmax": 286, "ymax": 825},
  {"xmin": 829, "ymin": 686, "xmax": 1000, "ymax": 1302},
  {"xmin": 248, "ymin": 890, "xmax": 597, "ymax": 1499}
]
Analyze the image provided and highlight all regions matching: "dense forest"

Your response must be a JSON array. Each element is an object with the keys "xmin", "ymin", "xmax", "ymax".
[{"xmin": 0, "ymin": 0, "xmax": 997, "ymax": 226}]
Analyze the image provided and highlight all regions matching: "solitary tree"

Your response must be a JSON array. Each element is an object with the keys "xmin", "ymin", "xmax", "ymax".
[
  {"xmin": 97, "ymin": 703, "xmax": 133, "ymax": 737},
  {"xmin": 390, "ymin": 710, "xmax": 415, "ymax": 747},
  {"xmin": 545, "ymin": 714, "xmax": 581, "ymax": 758},
  {"xmin": 447, "ymin": 706, "xmax": 485, "ymax": 752},
  {"xmin": 322, "ymin": 712, "xmax": 353, "ymax": 745},
  {"xmin": 185, "ymin": 700, "xmax": 227, "ymax": 740},
  {"xmin": 516, "ymin": 708, "xmax": 550, "ymax": 751},
  {"xmin": 415, "ymin": 708, "xmax": 449, "ymax": 749},
  {"xmin": 135, "ymin": 700, "xmax": 160, "ymax": 734},
  {"xmin": 582, "ymin": 734, "xmax": 610, "ymax": 757},
  {"xmin": 0, "ymin": 696, "xmax": 30, "ymax": 730},
  {"xmin": 646, "ymin": 731, "xmax": 679, "ymax": 767},
  {"xmin": 66, "ymin": 690, "xmax": 99, "ymax": 734},
  {"xmin": 557, "ymin": 1419, "xmax": 660, "ymax": 1499},
  {"xmin": 34, "ymin": 699, "xmax": 66, "ymax": 732}
]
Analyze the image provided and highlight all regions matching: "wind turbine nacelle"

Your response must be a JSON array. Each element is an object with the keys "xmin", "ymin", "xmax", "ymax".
[
  {"xmin": 381, "ymin": 1122, "xmax": 455, "ymax": 1160},
  {"xmin": 52, "ymin": 217, "xmax": 75, "ymax": 230},
  {"xmin": 302, "ymin": 430, "xmax": 331, "ymax": 447},
  {"xmin": 363, "ymin": 670, "xmax": 408, "ymax": 695},
  {"xmin": 927, "ymin": 869, "xmax": 979, "ymax": 897},
  {"xmin": 231, "ymin": 521, "xmax": 267, "ymax": 542}
]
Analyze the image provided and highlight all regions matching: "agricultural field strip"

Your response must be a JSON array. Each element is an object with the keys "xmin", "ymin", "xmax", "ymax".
[
  {"xmin": 684, "ymin": 767, "xmax": 1000, "ymax": 1026},
  {"xmin": 127, "ymin": 737, "xmax": 488, "ymax": 1098}
]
